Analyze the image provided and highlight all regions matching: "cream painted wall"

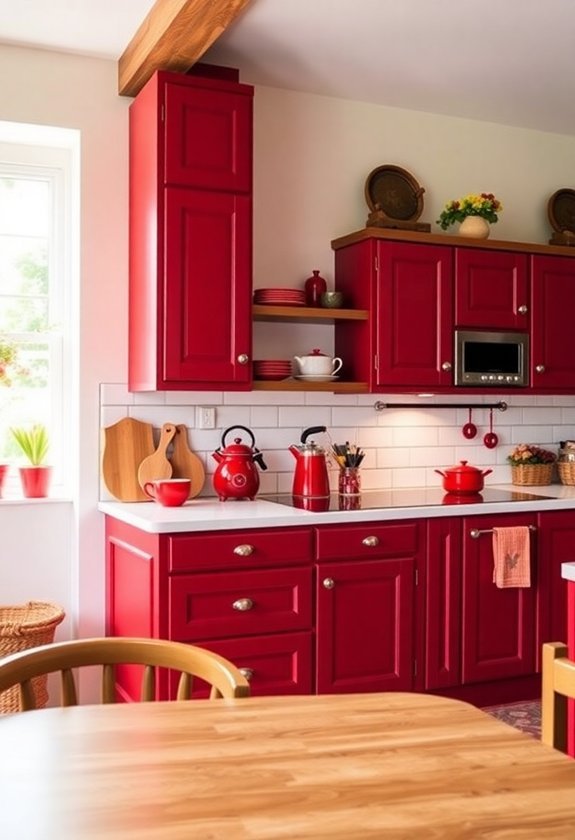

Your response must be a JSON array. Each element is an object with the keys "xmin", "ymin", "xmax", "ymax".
[
  {"xmin": 2, "ymin": 45, "xmax": 575, "ymax": 657},
  {"xmin": 0, "ymin": 46, "xmax": 129, "ymax": 641}
]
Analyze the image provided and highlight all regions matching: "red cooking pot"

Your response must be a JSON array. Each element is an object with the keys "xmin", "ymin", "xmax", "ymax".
[{"xmin": 434, "ymin": 460, "xmax": 492, "ymax": 495}]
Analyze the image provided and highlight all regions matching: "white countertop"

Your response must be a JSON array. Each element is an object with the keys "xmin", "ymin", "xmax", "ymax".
[{"xmin": 98, "ymin": 483, "xmax": 575, "ymax": 534}]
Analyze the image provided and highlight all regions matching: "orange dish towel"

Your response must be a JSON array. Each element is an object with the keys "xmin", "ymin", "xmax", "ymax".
[{"xmin": 492, "ymin": 526, "xmax": 531, "ymax": 588}]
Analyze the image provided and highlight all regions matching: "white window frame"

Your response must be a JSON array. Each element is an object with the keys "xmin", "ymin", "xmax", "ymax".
[{"xmin": 0, "ymin": 122, "xmax": 79, "ymax": 499}]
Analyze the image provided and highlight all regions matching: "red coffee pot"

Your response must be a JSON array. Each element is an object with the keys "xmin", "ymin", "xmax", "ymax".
[
  {"xmin": 289, "ymin": 426, "xmax": 330, "ymax": 499},
  {"xmin": 212, "ymin": 425, "xmax": 267, "ymax": 501}
]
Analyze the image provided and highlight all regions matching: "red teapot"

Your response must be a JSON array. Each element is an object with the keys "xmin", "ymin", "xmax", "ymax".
[{"xmin": 212, "ymin": 425, "xmax": 267, "ymax": 501}]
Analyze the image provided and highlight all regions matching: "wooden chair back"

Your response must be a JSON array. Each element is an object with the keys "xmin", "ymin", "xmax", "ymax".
[
  {"xmin": 0, "ymin": 637, "xmax": 250, "ymax": 711},
  {"xmin": 541, "ymin": 641, "xmax": 575, "ymax": 751}
]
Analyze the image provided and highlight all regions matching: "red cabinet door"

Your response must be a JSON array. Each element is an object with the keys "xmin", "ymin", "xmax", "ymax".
[
  {"xmin": 128, "ymin": 69, "xmax": 253, "ymax": 392},
  {"xmin": 425, "ymin": 518, "xmax": 462, "ymax": 690},
  {"xmin": 537, "ymin": 510, "xmax": 574, "ymax": 662},
  {"xmin": 455, "ymin": 248, "xmax": 529, "ymax": 329},
  {"xmin": 316, "ymin": 558, "xmax": 414, "ymax": 694},
  {"xmin": 164, "ymin": 79, "xmax": 252, "ymax": 192},
  {"xmin": 461, "ymin": 513, "xmax": 537, "ymax": 684},
  {"xmin": 531, "ymin": 254, "xmax": 575, "ymax": 390},
  {"xmin": 161, "ymin": 188, "xmax": 252, "ymax": 387},
  {"xmin": 376, "ymin": 241, "xmax": 454, "ymax": 388}
]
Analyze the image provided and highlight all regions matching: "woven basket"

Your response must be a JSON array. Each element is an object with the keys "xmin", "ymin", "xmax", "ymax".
[
  {"xmin": 511, "ymin": 464, "xmax": 554, "ymax": 486},
  {"xmin": 0, "ymin": 601, "xmax": 65, "ymax": 714},
  {"xmin": 558, "ymin": 462, "xmax": 575, "ymax": 486}
]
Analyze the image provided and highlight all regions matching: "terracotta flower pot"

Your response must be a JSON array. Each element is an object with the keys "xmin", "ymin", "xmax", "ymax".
[{"xmin": 19, "ymin": 466, "xmax": 52, "ymax": 498}]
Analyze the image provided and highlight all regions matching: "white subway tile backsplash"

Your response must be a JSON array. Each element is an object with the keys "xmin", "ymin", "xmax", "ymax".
[{"xmin": 99, "ymin": 386, "xmax": 575, "ymax": 498}]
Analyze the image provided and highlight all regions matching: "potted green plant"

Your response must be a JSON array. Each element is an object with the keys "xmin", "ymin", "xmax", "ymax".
[
  {"xmin": 436, "ymin": 192, "xmax": 503, "ymax": 238},
  {"xmin": 10, "ymin": 424, "xmax": 51, "ymax": 497}
]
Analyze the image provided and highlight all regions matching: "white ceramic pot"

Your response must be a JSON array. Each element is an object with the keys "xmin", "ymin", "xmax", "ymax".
[{"xmin": 458, "ymin": 216, "xmax": 490, "ymax": 239}]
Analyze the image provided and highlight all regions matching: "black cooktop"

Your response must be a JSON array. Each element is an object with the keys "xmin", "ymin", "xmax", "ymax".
[{"xmin": 261, "ymin": 487, "xmax": 554, "ymax": 512}]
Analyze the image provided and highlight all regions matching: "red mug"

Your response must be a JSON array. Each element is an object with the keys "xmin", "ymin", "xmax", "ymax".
[{"xmin": 143, "ymin": 478, "xmax": 190, "ymax": 507}]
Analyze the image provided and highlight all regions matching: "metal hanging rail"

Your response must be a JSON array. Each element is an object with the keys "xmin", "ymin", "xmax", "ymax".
[{"xmin": 374, "ymin": 401, "xmax": 508, "ymax": 412}]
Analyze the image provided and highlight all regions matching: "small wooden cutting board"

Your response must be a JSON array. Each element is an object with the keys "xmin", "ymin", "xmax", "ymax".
[
  {"xmin": 170, "ymin": 424, "xmax": 206, "ymax": 499},
  {"xmin": 137, "ymin": 423, "xmax": 176, "ymax": 491},
  {"xmin": 102, "ymin": 417, "xmax": 155, "ymax": 502}
]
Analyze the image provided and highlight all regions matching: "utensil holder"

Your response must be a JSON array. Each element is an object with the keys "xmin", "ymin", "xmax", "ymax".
[{"xmin": 338, "ymin": 467, "xmax": 361, "ymax": 496}]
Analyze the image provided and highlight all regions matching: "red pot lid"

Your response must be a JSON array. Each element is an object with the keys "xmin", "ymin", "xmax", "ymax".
[
  {"xmin": 304, "ymin": 348, "xmax": 327, "ymax": 356},
  {"xmin": 443, "ymin": 460, "xmax": 483, "ymax": 475}
]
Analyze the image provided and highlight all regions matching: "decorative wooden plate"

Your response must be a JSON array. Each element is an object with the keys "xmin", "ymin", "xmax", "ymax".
[
  {"xmin": 547, "ymin": 188, "xmax": 575, "ymax": 246},
  {"xmin": 365, "ymin": 164, "xmax": 425, "ymax": 221},
  {"xmin": 548, "ymin": 188, "xmax": 575, "ymax": 232}
]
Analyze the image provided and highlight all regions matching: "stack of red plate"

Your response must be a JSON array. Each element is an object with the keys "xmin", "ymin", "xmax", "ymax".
[
  {"xmin": 253, "ymin": 288, "xmax": 306, "ymax": 306},
  {"xmin": 253, "ymin": 359, "xmax": 293, "ymax": 381}
]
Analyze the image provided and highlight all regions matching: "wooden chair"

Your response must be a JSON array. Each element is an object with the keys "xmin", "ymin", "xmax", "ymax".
[
  {"xmin": 541, "ymin": 641, "xmax": 575, "ymax": 752},
  {"xmin": 0, "ymin": 637, "xmax": 250, "ymax": 711}
]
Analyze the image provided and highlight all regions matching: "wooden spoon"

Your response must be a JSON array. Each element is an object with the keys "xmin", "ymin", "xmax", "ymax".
[{"xmin": 137, "ymin": 423, "xmax": 176, "ymax": 491}]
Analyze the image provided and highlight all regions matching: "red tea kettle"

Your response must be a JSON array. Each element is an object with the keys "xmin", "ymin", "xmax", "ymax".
[
  {"xmin": 289, "ymin": 426, "xmax": 330, "ymax": 499},
  {"xmin": 212, "ymin": 425, "xmax": 267, "ymax": 501}
]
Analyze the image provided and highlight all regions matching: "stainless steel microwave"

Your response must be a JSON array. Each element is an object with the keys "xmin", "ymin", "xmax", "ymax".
[{"xmin": 454, "ymin": 330, "xmax": 529, "ymax": 387}]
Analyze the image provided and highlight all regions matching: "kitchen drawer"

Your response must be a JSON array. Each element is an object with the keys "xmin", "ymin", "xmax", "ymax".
[
  {"xmin": 169, "ymin": 566, "xmax": 312, "ymax": 640},
  {"xmin": 168, "ymin": 528, "xmax": 313, "ymax": 573},
  {"xmin": 187, "ymin": 632, "xmax": 314, "ymax": 697},
  {"xmin": 316, "ymin": 520, "xmax": 421, "ymax": 560}
]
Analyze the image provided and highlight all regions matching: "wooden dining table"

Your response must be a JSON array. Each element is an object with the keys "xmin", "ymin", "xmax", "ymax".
[{"xmin": 1, "ymin": 691, "xmax": 575, "ymax": 839}]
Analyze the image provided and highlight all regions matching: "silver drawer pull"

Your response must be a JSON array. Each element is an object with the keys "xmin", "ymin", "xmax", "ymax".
[
  {"xmin": 233, "ymin": 544, "xmax": 254, "ymax": 556},
  {"xmin": 239, "ymin": 667, "xmax": 254, "ymax": 681},
  {"xmin": 323, "ymin": 577, "xmax": 335, "ymax": 589},
  {"xmin": 232, "ymin": 598, "xmax": 254, "ymax": 611},
  {"xmin": 362, "ymin": 536, "xmax": 380, "ymax": 547}
]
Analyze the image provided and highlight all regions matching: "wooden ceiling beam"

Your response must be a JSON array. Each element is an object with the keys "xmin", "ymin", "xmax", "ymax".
[{"xmin": 118, "ymin": 0, "xmax": 252, "ymax": 97}]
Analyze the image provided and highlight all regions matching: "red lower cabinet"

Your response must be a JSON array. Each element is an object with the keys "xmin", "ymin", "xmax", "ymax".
[
  {"xmin": 194, "ymin": 633, "xmax": 313, "ymax": 696},
  {"xmin": 316, "ymin": 557, "xmax": 415, "ymax": 693},
  {"xmin": 461, "ymin": 513, "xmax": 537, "ymax": 684}
]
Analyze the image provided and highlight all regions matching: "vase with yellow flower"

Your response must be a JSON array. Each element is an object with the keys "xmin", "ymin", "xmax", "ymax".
[{"xmin": 437, "ymin": 192, "xmax": 503, "ymax": 239}]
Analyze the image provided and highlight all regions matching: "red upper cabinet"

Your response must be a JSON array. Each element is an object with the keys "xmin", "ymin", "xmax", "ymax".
[
  {"xmin": 376, "ymin": 241, "xmax": 454, "ymax": 389},
  {"xmin": 455, "ymin": 248, "xmax": 529, "ymax": 330},
  {"xmin": 129, "ymin": 70, "xmax": 253, "ymax": 392},
  {"xmin": 531, "ymin": 254, "xmax": 575, "ymax": 391},
  {"xmin": 163, "ymin": 82, "xmax": 252, "ymax": 192}
]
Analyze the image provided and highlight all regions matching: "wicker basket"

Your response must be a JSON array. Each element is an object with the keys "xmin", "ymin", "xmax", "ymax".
[
  {"xmin": 0, "ymin": 601, "xmax": 65, "ymax": 714},
  {"xmin": 511, "ymin": 464, "xmax": 554, "ymax": 486},
  {"xmin": 558, "ymin": 462, "xmax": 575, "ymax": 486}
]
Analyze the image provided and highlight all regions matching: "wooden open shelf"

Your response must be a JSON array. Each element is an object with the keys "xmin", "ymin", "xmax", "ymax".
[
  {"xmin": 252, "ymin": 378, "xmax": 368, "ymax": 393},
  {"xmin": 252, "ymin": 304, "xmax": 368, "ymax": 322}
]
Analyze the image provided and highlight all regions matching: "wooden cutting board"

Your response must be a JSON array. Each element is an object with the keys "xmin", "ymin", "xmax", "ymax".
[
  {"xmin": 102, "ymin": 417, "xmax": 155, "ymax": 502},
  {"xmin": 170, "ymin": 424, "xmax": 206, "ymax": 499},
  {"xmin": 137, "ymin": 422, "xmax": 176, "ymax": 491}
]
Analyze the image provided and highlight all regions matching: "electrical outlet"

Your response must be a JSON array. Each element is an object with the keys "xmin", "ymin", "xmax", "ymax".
[{"xmin": 197, "ymin": 406, "xmax": 216, "ymax": 430}]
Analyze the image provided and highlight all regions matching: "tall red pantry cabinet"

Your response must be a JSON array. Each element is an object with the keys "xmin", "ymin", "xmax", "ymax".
[{"xmin": 129, "ymin": 69, "xmax": 253, "ymax": 391}]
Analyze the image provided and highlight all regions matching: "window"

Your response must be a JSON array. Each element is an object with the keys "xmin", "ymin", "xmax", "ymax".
[{"xmin": 0, "ymin": 123, "xmax": 79, "ymax": 497}]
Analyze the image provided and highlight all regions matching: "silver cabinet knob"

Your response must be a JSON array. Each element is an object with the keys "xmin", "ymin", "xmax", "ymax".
[
  {"xmin": 535, "ymin": 364, "xmax": 545, "ymax": 374},
  {"xmin": 239, "ymin": 667, "xmax": 254, "ymax": 681},
  {"xmin": 237, "ymin": 354, "xmax": 249, "ymax": 365},
  {"xmin": 362, "ymin": 535, "xmax": 380, "ymax": 547},
  {"xmin": 233, "ymin": 544, "xmax": 254, "ymax": 557},
  {"xmin": 322, "ymin": 577, "xmax": 335, "ymax": 589},
  {"xmin": 441, "ymin": 361, "xmax": 452, "ymax": 371},
  {"xmin": 232, "ymin": 598, "xmax": 254, "ymax": 611},
  {"xmin": 517, "ymin": 305, "xmax": 528, "ymax": 314}
]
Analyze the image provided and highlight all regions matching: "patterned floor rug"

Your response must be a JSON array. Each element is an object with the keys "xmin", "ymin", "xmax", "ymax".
[{"xmin": 482, "ymin": 700, "xmax": 541, "ymax": 738}]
